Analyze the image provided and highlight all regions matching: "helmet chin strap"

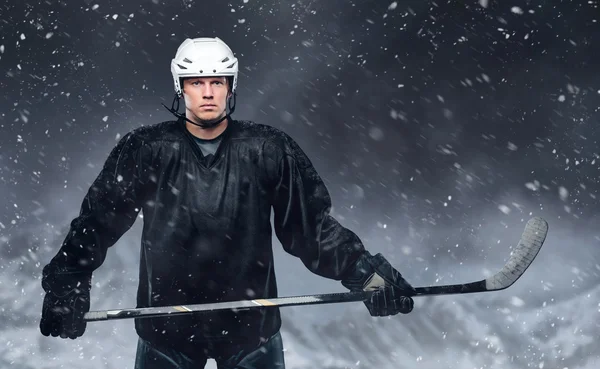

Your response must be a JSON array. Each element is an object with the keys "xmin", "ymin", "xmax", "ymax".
[{"xmin": 162, "ymin": 92, "xmax": 237, "ymax": 129}]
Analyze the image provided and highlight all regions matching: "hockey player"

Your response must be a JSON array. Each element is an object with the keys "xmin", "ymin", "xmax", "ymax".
[{"xmin": 40, "ymin": 37, "xmax": 416, "ymax": 369}]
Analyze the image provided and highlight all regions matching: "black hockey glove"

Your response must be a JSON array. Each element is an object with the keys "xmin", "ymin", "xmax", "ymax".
[
  {"xmin": 40, "ymin": 265, "xmax": 91, "ymax": 339},
  {"xmin": 341, "ymin": 252, "xmax": 415, "ymax": 316}
]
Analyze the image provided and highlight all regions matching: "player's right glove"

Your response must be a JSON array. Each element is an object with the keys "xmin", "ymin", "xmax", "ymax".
[{"xmin": 40, "ymin": 264, "xmax": 91, "ymax": 339}]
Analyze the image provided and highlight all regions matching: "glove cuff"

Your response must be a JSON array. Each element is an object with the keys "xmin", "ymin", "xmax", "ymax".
[
  {"xmin": 341, "ymin": 252, "xmax": 415, "ymax": 294},
  {"xmin": 340, "ymin": 251, "xmax": 377, "ymax": 291},
  {"xmin": 41, "ymin": 263, "xmax": 92, "ymax": 298}
]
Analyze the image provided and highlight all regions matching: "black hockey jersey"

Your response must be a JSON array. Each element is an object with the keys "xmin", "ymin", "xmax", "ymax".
[{"xmin": 41, "ymin": 118, "xmax": 366, "ymax": 356}]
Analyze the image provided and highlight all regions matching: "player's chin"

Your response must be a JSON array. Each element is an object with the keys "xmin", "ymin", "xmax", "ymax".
[{"xmin": 195, "ymin": 110, "xmax": 223, "ymax": 120}]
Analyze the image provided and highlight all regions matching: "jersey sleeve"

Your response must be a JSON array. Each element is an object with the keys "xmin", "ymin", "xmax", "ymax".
[
  {"xmin": 270, "ymin": 134, "xmax": 366, "ymax": 280},
  {"xmin": 42, "ymin": 132, "xmax": 147, "ymax": 293}
]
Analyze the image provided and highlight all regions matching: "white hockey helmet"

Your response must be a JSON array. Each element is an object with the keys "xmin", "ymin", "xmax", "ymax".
[{"xmin": 170, "ymin": 37, "xmax": 238, "ymax": 97}]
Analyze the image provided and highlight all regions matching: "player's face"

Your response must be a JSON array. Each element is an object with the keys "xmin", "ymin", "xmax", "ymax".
[{"xmin": 182, "ymin": 77, "xmax": 230, "ymax": 123}]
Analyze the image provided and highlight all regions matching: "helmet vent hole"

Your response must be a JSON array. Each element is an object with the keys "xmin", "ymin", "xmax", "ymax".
[
  {"xmin": 199, "ymin": 70, "xmax": 203, "ymax": 73},
  {"xmin": 183, "ymin": 58, "xmax": 193, "ymax": 63},
  {"xmin": 213, "ymin": 69, "xmax": 216, "ymax": 73},
  {"xmin": 177, "ymin": 64, "xmax": 188, "ymax": 70},
  {"xmin": 221, "ymin": 57, "xmax": 230, "ymax": 62}
]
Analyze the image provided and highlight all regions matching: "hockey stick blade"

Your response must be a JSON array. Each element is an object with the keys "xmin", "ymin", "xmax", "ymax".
[
  {"xmin": 413, "ymin": 216, "xmax": 548, "ymax": 296},
  {"xmin": 83, "ymin": 217, "xmax": 547, "ymax": 322}
]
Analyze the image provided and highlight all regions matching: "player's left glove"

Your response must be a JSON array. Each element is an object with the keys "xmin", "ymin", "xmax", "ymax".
[{"xmin": 341, "ymin": 251, "xmax": 415, "ymax": 316}]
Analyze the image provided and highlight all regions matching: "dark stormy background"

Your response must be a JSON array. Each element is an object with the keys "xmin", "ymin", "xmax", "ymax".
[{"xmin": 1, "ymin": 0, "xmax": 599, "ymax": 368}]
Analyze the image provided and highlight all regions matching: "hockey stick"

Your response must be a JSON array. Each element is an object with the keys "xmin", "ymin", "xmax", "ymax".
[{"xmin": 83, "ymin": 216, "xmax": 548, "ymax": 322}]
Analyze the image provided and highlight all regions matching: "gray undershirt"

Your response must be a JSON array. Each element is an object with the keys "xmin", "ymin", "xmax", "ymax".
[{"xmin": 193, "ymin": 135, "xmax": 223, "ymax": 157}]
